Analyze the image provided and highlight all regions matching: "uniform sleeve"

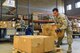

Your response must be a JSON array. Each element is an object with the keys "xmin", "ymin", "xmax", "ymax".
[{"xmin": 60, "ymin": 15, "xmax": 68, "ymax": 30}]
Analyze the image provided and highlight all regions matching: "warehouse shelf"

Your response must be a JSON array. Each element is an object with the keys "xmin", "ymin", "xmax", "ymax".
[
  {"xmin": 32, "ymin": 20, "xmax": 54, "ymax": 23},
  {"xmin": 2, "ymin": 14, "xmax": 15, "ymax": 17},
  {"xmin": 68, "ymin": 16, "xmax": 80, "ymax": 19},
  {"xmin": 23, "ymin": 19, "xmax": 54, "ymax": 23}
]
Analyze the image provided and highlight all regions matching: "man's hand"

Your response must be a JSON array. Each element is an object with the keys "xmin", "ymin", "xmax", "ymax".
[{"xmin": 55, "ymin": 28, "xmax": 62, "ymax": 33}]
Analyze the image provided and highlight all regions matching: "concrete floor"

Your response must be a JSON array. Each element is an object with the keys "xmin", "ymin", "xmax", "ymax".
[
  {"xmin": 61, "ymin": 38, "xmax": 80, "ymax": 53},
  {"xmin": 0, "ymin": 42, "xmax": 13, "ymax": 53},
  {"xmin": 0, "ymin": 38, "xmax": 80, "ymax": 53}
]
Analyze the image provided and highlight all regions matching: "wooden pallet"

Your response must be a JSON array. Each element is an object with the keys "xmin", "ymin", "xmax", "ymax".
[
  {"xmin": 56, "ymin": 48, "xmax": 63, "ymax": 53},
  {"xmin": 56, "ymin": 51, "xmax": 63, "ymax": 53},
  {"xmin": 12, "ymin": 48, "xmax": 63, "ymax": 53},
  {"xmin": 12, "ymin": 48, "xmax": 26, "ymax": 53}
]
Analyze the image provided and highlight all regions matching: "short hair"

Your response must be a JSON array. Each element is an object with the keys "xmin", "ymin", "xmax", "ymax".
[{"xmin": 52, "ymin": 8, "xmax": 58, "ymax": 12}]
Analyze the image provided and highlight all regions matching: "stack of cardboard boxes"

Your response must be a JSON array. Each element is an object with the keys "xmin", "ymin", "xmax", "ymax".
[
  {"xmin": 0, "ymin": 21, "xmax": 15, "ymax": 28},
  {"xmin": 13, "ymin": 24, "xmax": 63, "ymax": 53}
]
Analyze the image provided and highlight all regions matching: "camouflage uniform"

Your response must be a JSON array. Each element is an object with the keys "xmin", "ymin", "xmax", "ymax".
[
  {"xmin": 66, "ymin": 20, "xmax": 73, "ymax": 53},
  {"xmin": 53, "ymin": 14, "xmax": 73, "ymax": 53}
]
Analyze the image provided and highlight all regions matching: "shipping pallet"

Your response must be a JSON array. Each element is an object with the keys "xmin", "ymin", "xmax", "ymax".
[
  {"xmin": 56, "ymin": 51, "xmax": 63, "ymax": 53},
  {"xmin": 13, "ymin": 49, "xmax": 54, "ymax": 53},
  {"xmin": 12, "ymin": 48, "xmax": 63, "ymax": 53},
  {"xmin": 12, "ymin": 48, "xmax": 26, "ymax": 53},
  {"xmin": 56, "ymin": 48, "xmax": 63, "ymax": 53}
]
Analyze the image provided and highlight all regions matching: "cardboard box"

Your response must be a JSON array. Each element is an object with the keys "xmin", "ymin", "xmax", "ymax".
[
  {"xmin": 0, "ymin": 21, "xmax": 15, "ymax": 28},
  {"xmin": 0, "ymin": 22, "xmax": 2, "ymax": 28},
  {"xmin": 11, "ymin": 21, "xmax": 16, "ymax": 28},
  {"xmin": 7, "ymin": 21, "xmax": 12, "ymax": 28},
  {"xmin": 14, "ymin": 36, "xmax": 56, "ymax": 53},
  {"xmin": 14, "ymin": 36, "xmax": 20, "ymax": 49},
  {"xmin": 33, "ymin": 15, "xmax": 39, "ymax": 20},
  {"xmin": 21, "ymin": 36, "xmax": 44, "ymax": 53},
  {"xmin": 42, "ymin": 24, "xmax": 65, "ymax": 41},
  {"xmin": 37, "ymin": 36, "xmax": 56, "ymax": 52},
  {"xmin": 44, "ymin": 37, "xmax": 55, "ymax": 52},
  {"xmin": 41, "ymin": 24, "xmax": 58, "ymax": 41},
  {"xmin": 14, "ymin": 36, "xmax": 44, "ymax": 53}
]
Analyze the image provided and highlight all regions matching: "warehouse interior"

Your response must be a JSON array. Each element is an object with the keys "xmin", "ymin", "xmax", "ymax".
[{"xmin": 0, "ymin": 0, "xmax": 80, "ymax": 53}]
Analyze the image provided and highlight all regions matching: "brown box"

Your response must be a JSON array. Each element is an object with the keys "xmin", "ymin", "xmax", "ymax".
[
  {"xmin": 41, "ymin": 24, "xmax": 58, "ymax": 41},
  {"xmin": 21, "ymin": 36, "xmax": 44, "ymax": 53},
  {"xmin": 0, "ymin": 21, "xmax": 15, "ymax": 28},
  {"xmin": 7, "ymin": 21, "xmax": 11, "ymax": 28},
  {"xmin": 0, "ymin": 21, "xmax": 9, "ymax": 28},
  {"xmin": 14, "ymin": 36, "xmax": 44, "ymax": 53},
  {"xmin": 14, "ymin": 36, "xmax": 20, "ymax": 49},
  {"xmin": 44, "ymin": 37, "xmax": 55, "ymax": 52},
  {"xmin": 0, "ymin": 22, "xmax": 2, "ymax": 28},
  {"xmin": 37, "ymin": 36, "xmax": 56, "ymax": 52},
  {"xmin": 14, "ymin": 36, "xmax": 56, "ymax": 53}
]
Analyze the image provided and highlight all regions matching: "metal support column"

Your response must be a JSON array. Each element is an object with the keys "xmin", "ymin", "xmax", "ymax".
[
  {"xmin": 27, "ymin": 0, "xmax": 34, "ymax": 35},
  {"xmin": 56, "ymin": 0, "xmax": 58, "ymax": 8},
  {"xmin": 63, "ymin": 0, "xmax": 67, "ymax": 15},
  {"xmin": 27, "ymin": 0, "xmax": 30, "ymax": 25},
  {"xmin": 1, "ymin": 0, "xmax": 2, "ymax": 20},
  {"xmin": 15, "ymin": 0, "xmax": 18, "ymax": 22}
]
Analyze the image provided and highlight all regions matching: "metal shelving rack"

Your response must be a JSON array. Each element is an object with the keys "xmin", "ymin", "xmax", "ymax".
[
  {"xmin": 0, "ymin": 0, "xmax": 59, "ymax": 37},
  {"xmin": 0, "ymin": 0, "xmax": 17, "ymax": 41},
  {"xmin": 26, "ymin": 0, "xmax": 58, "ymax": 34}
]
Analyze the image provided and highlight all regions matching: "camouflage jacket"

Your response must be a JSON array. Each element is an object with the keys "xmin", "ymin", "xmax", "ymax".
[{"xmin": 53, "ymin": 14, "xmax": 72, "ymax": 31}]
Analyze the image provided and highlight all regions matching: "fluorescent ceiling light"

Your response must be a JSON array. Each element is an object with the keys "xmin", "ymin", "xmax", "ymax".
[{"xmin": 3, "ymin": 0, "xmax": 15, "ymax": 7}]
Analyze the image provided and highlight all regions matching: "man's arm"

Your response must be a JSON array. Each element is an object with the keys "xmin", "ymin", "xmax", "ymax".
[{"xmin": 60, "ymin": 15, "xmax": 68, "ymax": 30}]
